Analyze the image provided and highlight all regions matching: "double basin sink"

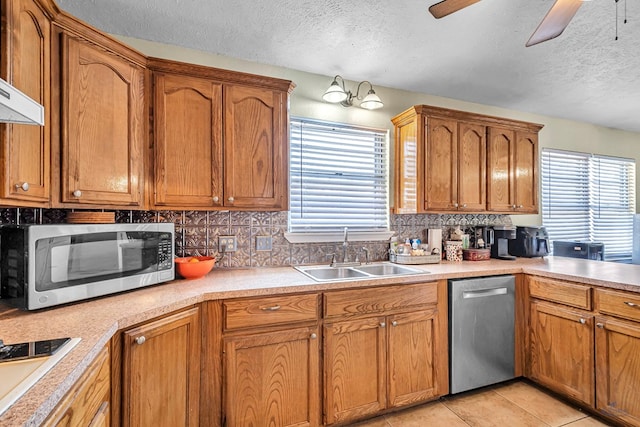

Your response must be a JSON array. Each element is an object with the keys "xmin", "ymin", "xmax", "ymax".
[{"xmin": 295, "ymin": 262, "xmax": 428, "ymax": 282}]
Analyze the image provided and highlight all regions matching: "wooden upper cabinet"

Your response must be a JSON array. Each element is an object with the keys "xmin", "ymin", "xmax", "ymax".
[
  {"xmin": 487, "ymin": 126, "xmax": 539, "ymax": 213},
  {"xmin": 392, "ymin": 114, "xmax": 420, "ymax": 213},
  {"xmin": 223, "ymin": 84, "xmax": 288, "ymax": 210},
  {"xmin": 0, "ymin": 0, "xmax": 51, "ymax": 206},
  {"xmin": 426, "ymin": 119, "xmax": 486, "ymax": 212},
  {"xmin": 59, "ymin": 33, "xmax": 145, "ymax": 207},
  {"xmin": 149, "ymin": 58, "xmax": 293, "ymax": 211},
  {"xmin": 425, "ymin": 117, "xmax": 457, "ymax": 211},
  {"xmin": 456, "ymin": 121, "xmax": 486, "ymax": 211},
  {"xmin": 153, "ymin": 73, "xmax": 223, "ymax": 207},
  {"xmin": 392, "ymin": 105, "xmax": 541, "ymax": 214},
  {"xmin": 487, "ymin": 126, "xmax": 515, "ymax": 212},
  {"xmin": 514, "ymin": 131, "xmax": 538, "ymax": 212}
]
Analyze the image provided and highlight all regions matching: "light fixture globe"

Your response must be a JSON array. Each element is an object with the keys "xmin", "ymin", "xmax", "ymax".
[
  {"xmin": 360, "ymin": 89, "xmax": 383, "ymax": 110},
  {"xmin": 322, "ymin": 75, "xmax": 383, "ymax": 110},
  {"xmin": 322, "ymin": 79, "xmax": 348, "ymax": 103}
]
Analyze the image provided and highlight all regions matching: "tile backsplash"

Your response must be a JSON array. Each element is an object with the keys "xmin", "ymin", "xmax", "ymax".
[{"xmin": 0, "ymin": 208, "xmax": 513, "ymax": 268}]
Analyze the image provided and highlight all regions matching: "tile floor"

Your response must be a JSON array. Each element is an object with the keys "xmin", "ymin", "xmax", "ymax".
[{"xmin": 350, "ymin": 380, "xmax": 615, "ymax": 427}]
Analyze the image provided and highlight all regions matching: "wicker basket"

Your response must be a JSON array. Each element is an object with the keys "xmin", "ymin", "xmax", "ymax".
[{"xmin": 390, "ymin": 253, "xmax": 441, "ymax": 265}]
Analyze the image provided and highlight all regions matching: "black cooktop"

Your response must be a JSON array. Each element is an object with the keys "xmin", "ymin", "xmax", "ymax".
[{"xmin": 0, "ymin": 337, "xmax": 71, "ymax": 362}]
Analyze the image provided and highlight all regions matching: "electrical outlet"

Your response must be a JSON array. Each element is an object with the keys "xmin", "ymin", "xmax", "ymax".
[
  {"xmin": 218, "ymin": 236, "xmax": 237, "ymax": 252},
  {"xmin": 256, "ymin": 236, "xmax": 272, "ymax": 251}
]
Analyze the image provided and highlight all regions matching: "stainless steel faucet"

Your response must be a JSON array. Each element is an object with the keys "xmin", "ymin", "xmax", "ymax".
[{"xmin": 342, "ymin": 227, "xmax": 349, "ymax": 263}]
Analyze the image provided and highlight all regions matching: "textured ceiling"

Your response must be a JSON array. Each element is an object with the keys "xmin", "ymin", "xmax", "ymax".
[{"xmin": 56, "ymin": 0, "xmax": 640, "ymax": 133}]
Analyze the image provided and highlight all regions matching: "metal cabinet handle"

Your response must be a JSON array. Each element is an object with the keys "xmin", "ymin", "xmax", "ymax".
[
  {"xmin": 310, "ymin": 333, "xmax": 317, "ymax": 339},
  {"xmin": 212, "ymin": 196, "xmax": 219, "ymax": 203},
  {"xmin": 72, "ymin": 190, "xmax": 82, "ymax": 198},
  {"xmin": 135, "ymin": 336, "xmax": 146, "ymax": 345},
  {"xmin": 596, "ymin": 323, "xmax": 604, "ymax": 329},
  {"xmin": 228, "ymin": 196, "xmax": 234, "ymax": 202},
  {"xmin": 518, "ymin": 205, "xmax": 524, "ymax": 208},
  {"xmin": 380, "ymin": 322, "xmax": 386, "ymax": 328},
  {"xmin": 624, "ymin": 301, "xmax": 639, "ymax": 308},
  {"xmin": 579, "ymin": 318, "xmax": 586, "ymax": 324},
  {"xmin": 512, "ymin": 204, "xmax": 517, "ymax": 209},
  {"xmin": 261, "ymin": 305, "xmax": 281, "ymax": 311},
  {"xmin": 15, "ymin": 182, "xmax": 29, "ymax": 191},
  {"xmin": 391, "ymin": 320, "xmax": 398, "ymax": 327},
  {"xmin": 462, "ymin": 203, "xmax": 467, "ymax": 208}
]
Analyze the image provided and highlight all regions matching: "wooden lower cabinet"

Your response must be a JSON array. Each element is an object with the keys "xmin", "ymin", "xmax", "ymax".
[
  {"xmin": 223, "ymin": 326, "xmax": 320, "ymax": 427},
  {"xmin": 121, "ymin": 307, "xmax": 201, "ymax": 427},
  {"xmin": 595, "ymin": 316, "xmax": 640, "ymax": 425},
  {"xmin": 43, "ymin": 345, "xmax": 110, "ymax": 427},
  {"xmin": 324, "ymin": 316, "xmax": 387, "ymax": 424},
  {"xmin": 323, "ymin": 281, "xmax": 446, "ymax": 426},
  {"xmin": 528, "ymin": 300, "xmax": 595, "ymax": 407}
]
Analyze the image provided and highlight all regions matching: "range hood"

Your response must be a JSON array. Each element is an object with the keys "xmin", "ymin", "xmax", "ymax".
[{"xmin": 0, "ymin": 77, "xmax": 44, "ymax": 126}]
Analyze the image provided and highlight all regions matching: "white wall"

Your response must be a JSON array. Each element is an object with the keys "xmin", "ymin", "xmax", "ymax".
[{"xmin": 118, "ymin": 36, "xmax": 640, "ymax": 223}]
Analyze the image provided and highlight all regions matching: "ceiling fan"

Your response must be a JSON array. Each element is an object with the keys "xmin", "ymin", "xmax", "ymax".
[{"xmin": 428, "ymin": 0, "xmax": 584, "ymax": 47}]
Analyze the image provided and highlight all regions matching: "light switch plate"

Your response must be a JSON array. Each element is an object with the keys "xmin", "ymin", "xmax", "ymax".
[
  {"xmin": 256, "ymin": 236, "xmax": 272, "ymax": 251},
  {"xmin": 219, "ymin": 236, "xmax": 236, "ymax": 252}
]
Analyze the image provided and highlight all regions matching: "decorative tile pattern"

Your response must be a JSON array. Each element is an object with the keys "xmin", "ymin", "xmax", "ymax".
[{"xmin": 0, "ymin": 208, "xmax": 514, "ymax": 268}]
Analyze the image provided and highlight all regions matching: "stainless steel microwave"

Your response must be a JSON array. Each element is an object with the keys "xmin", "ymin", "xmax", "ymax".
[{"xmin": 0, "ymin": 223, "xmax": 174, "ymax": 310}]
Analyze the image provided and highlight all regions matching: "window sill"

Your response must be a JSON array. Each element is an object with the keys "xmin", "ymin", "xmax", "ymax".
[{"xmin": 284, "ymin": 230, "xmax": 394, "ymax": 244}]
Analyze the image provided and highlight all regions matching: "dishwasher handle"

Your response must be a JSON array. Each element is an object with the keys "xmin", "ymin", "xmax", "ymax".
[{"xmin": 462, "ymin": 287, "xmax": 508, "ymax": 299}]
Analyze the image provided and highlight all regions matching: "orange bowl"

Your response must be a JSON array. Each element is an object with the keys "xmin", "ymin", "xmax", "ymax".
[{"xmin": 174, "ymin": 256, "xmax": 216, "ymax": 279}]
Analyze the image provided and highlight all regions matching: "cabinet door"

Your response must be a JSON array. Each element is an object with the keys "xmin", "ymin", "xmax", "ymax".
[
  {"xmin": 324, "ymin": 316, "xmax": 387, "ymax": 425},
  {"xmin": 457, "ymin": 122, "xmax": 486, "ymax": 211},
  {"xmin": 154, "ymin": 73, "xmax": 223, "ymax": 207},
  {"xmin": 514, "ymin": 131, "xmax": 538, "ymax": 213},
  {"xmin": 388, "ymin": 309, "xmax": 443, "ymax": 408},
  {"xmin": 42, "ymin": 345, "xmax": 110, "ymax": 427},
  {"xmin": 223, "ymin": 85, "xmax": 288, "ymax": 210},
  {"xmin": 224, "ymin": 326, "xmax": 320, "ymax": 427},
  {"xmin": 122, "ymin": 307, "xmax": 200, "ymax": 427},
  {"xmin": 529, "ymin": 301, "xmax": 594, "ymax": 407},
  {"xmin": 0, "ymin": 0, "xmax": 50, "ymax": 204},
  {"xmin": 487, "ymin": 126, "xmax": 515, "ymax": 212},
  {"xmin": 595, "ymin": 316, "xmax": 640, "ymax": 425},
  {"xmin": 425, "ymin": 117, "xmax": 457, "ymax": 211},
  {"xmin": 393, "ymin": 116, "xmax": 419, "ymax": 214},
  {"xmin": 61, "ymin": 34, "xmax": 144, "ymax": 206}
]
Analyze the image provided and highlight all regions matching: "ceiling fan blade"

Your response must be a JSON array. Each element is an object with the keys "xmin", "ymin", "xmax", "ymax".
[
  {"xmin": 429, "ymin": 0, "xmax": 482, "ymax": 19},
  {"xmin": 526, "ymin": 0, "xmax": 583, "ymax": 47}
]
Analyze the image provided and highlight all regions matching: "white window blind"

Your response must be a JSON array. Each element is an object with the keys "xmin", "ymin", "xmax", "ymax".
[
  {"xmin": 289, "ymin": 117, "xmax": 389, "ymax": 233},
  {"xmin": 541, "ymin": 148, "xmax": 636, "ymax": 261}
]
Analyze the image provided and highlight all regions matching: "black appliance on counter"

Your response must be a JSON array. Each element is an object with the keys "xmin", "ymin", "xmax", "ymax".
[
  {"xmin": 553, "ymin": 241, "xmax": 605, "ymax": 260},
  {"xmin": 490, "ymin": 226, "xmax": 516, "ymax": 260},
  {"xmin": 509, "ymin": 226, "xmax": 550, "ymax": 258}
]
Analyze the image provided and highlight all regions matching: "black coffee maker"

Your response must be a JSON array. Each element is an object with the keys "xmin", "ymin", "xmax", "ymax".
[
  {"xmin": 471, "ymin": 226, "xmax": 494, "ymax": 250},
  {"xmin": 490, "ymin": 226, "xmax": 517, "ymax": 260}
]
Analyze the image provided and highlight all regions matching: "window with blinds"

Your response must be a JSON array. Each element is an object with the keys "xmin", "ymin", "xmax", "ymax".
[
  {"xmin": 289, "ymin": 117, "xmax": 389, "ymax": 233},
  {"xmin": 541, "ymin": 148, "xmax": 636, "ymax": 261}
]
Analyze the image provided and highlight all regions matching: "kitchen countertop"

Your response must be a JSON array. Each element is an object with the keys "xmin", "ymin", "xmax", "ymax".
[{"xmin": 1, "ymin": 256, "xmax": 639, "ymax": 426}]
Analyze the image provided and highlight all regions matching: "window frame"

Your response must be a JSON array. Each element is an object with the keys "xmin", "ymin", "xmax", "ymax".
[
  {"xmin": 285, "ymin": 117, "xmax": 392, "ymax": 243},
  {"xmin": 541, "ymin": 148, "xmax": 636, "ymax": 262}
]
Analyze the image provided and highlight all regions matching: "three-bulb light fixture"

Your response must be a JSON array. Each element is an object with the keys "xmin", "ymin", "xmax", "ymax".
[{"xmin": 322, "ymin": 75, "xmax": 384, "ymax": 110}]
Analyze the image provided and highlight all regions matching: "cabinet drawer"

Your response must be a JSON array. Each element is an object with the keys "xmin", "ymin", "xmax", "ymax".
[
  {"xmin": 528, "ymin": 276, "xmax": 591, "ymax": 310},
  {"xmin": 324, "ymin": 282, "xmax": 437, "ymax": 319},
  {"xmin": 596, "ymin": 288, "xmax": 640, "ymax": 322},
  {"xmin": 224, "ymin": 293, "xmax": 319, "ymax": 330},
  {"xmin": 43, "ymin": 345, "xmax": 110, "ymax": 427}
]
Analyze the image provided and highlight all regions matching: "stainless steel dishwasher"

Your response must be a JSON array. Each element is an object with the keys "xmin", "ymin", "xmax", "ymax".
[{"xmin": 448, "ymin": 275, "xmax": 515, "ymax": 394}]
